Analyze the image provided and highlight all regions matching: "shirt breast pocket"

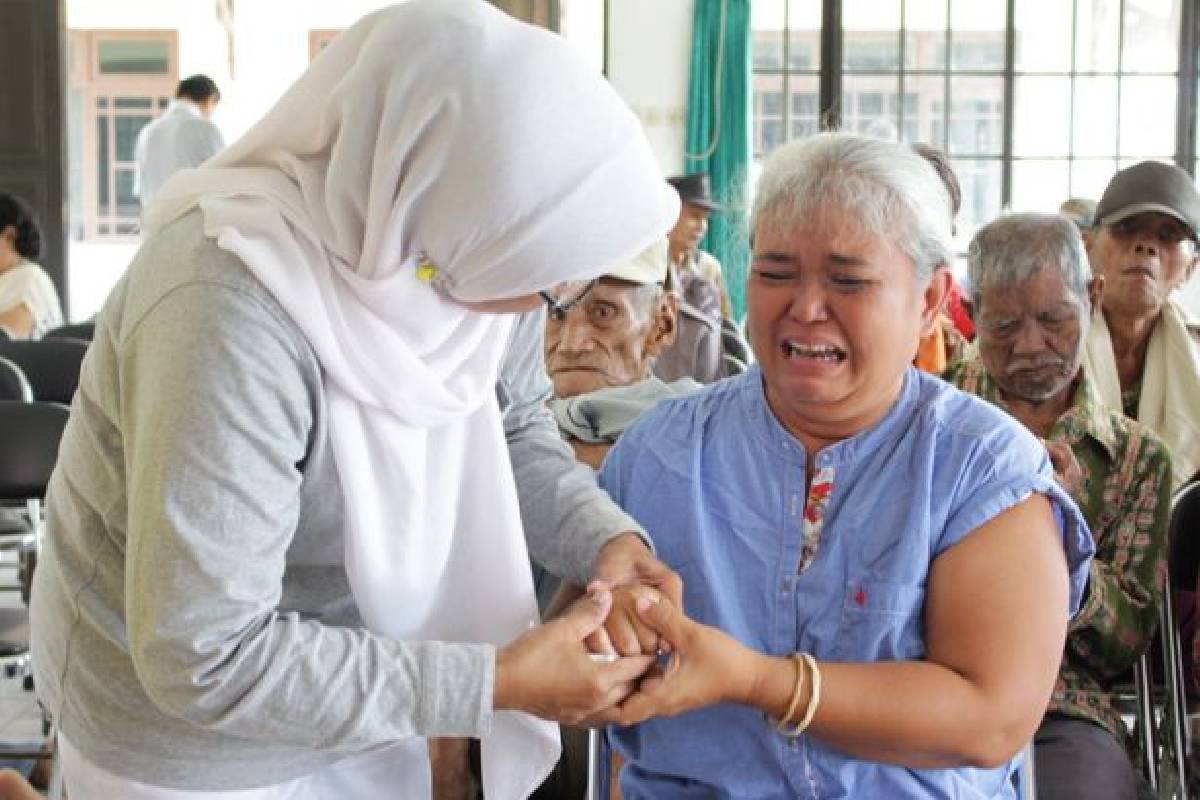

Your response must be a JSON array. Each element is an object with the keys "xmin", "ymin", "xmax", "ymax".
[{"xmin": 835, "ymin": 580, "xmax": 927, "ymax": 663}]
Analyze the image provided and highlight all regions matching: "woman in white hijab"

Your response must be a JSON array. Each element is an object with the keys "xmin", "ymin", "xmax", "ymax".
[{"xmin": 30, "ymin": 1, "xmax": 678, "ymax": 798}]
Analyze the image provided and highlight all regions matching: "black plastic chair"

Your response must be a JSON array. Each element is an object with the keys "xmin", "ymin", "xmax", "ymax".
[
  {"xmin": 0, "ymin": 357, "xmax": 31, "ymax": 402},
  {"xmin": 0, "ymin": 338, "xmax": 88, "ymax": 405},
  {"xmin": 0, "ymin": 400, "xmax": 69, "ymax": 604},
  {"xmin": 0, "ymin": 401, "xmax": 68, "ymax": 503},
  {"xmin": 43, "ymin": 321, "xmax": 95, "ymax": 343},
  {"xmin": 0, "ymin": 400, "xmax": 69, "ymax": 752},
  {"xmin": 1170, "ymin": 482, "xmax": 1200, "ymax": 620},
  {"xmin": 1122, "ymin": 484, "xmax": 1200, "ymax": 799}
]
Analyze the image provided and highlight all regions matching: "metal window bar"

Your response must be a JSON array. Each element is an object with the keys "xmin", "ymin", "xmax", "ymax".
[{"xmin": 755, "ymin": 0, "xmax": 1200, "ymax": 218}]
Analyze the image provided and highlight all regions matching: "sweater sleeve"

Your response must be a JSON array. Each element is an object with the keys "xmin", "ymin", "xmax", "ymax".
[
  {"xmin": 120, "ymin": 281, "xmax": 494, "ymax": 748},
  {"xmin": 499, "ymin": 308, "xmax": 648, "ymax": 584}
]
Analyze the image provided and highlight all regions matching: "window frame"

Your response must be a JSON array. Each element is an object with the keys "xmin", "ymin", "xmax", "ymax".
[
  {"xmin": 752, "ymin": 0, "xmax": 1200, "ymax": 219},
  {"xmin": 68, "ymin": 29, "xmax": 178, "ymax": 242}
]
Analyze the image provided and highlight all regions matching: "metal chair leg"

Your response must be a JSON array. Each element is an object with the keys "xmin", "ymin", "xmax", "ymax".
[
  {"xmin": 586, "ymin": 728, "xmax": 604, "ymax": 800},
  {"xmin": 1161, "ymin": 590, "xmax": 1189, "ymax": 799},
  {"xmin": 1137, "ymin": 653, "xmax": 1160, "ymax": 793}
]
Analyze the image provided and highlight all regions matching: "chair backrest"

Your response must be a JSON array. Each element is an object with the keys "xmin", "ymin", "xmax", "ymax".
[
  {"xmin": 0, "ymin": 402, "xmax": 70, "ymax": 501},
  {"xmin": 1169, "ymin": 481, "xmax": 1200, "ymax": 592},
  {"xmin": 43, "ymin": 321, "xmax": 96, "ymax": 343},
  {"xmin": 0, "ymin": 357, "xmax": 31, "ymax": 402},
  {"xmin": 0, "ymin": 338, "xmax": 88, "ymax": 405}
]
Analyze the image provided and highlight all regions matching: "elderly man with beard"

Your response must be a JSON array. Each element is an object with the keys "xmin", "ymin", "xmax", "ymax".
[{"xmin": 946, "ymin": 212, "xmax": 1171, "ymax": 800}]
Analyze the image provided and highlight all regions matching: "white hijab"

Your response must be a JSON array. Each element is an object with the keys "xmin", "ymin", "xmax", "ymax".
[{"xmin": 144, "ymin": 2, "xmax": 678, "ymax": 797}]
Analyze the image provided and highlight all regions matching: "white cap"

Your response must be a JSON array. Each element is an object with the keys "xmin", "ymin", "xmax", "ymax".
[{"xmin": 605, "ymin": 238, "xmax": 669, "ymax": 285}]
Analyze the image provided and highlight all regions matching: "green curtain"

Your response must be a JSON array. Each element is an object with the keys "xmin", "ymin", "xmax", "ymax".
[{"xmin": 685, "ymin": 0, "xmax": 751, "ymax": 320}]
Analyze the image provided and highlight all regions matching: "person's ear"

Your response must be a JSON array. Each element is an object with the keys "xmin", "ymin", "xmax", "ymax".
[
  {"xmin": 920, "ymin": 267, "xmax": 953, "ymax": 336},
  {"xmin": 645, "ymin": 291, "xmax": 679, "ymax": 355},
  {"xmin": 1087, "ymin": 275, "xmax": 1105, "ymax": 315},
  {"xmin": 1082, "ymin": 228, "xmax": 1094, "ymax": 251}
]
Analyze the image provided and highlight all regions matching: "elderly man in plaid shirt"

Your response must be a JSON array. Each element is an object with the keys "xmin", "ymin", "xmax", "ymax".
[{"xmin": 947, "ymin": 211, "xmax": 1172, "ymax": 800}]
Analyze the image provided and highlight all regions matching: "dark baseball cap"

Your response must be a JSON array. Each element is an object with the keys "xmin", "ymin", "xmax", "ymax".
[
  {"xmin": 1094, "ymin": 161, "xmax": 1200, "ymax": 239},
  {"xmin": 666, "ymin": 173, "xmax": 720, "ymax": 212}
]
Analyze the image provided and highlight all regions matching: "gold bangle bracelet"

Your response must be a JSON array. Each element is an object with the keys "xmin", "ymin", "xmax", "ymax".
[
  {"xmin": 785, "ymin": 652, "xmax": 822, "ymax": 738},
  {"xmin": 774, "ymin": 652, "xmax": 807, "ymax": 732}
]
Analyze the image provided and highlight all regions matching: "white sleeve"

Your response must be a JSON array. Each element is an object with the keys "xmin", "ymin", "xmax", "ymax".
[
  {"xmin": 0, "ymin": 264, "xmax": 63, "ymax": 336},
  {"xmin": 198, "ymin": 122, "xmax": 226, "ymax": 164}
]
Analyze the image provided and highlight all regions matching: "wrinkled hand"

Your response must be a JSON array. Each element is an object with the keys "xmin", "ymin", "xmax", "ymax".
[
  {"xmin": 494, "ymin": 586, "xmax": 655, "ymax": 726},
  {"xmin": 586, "ymin": 533, "xmax": 683, "ymax": 657},
  {"xmin": 608, "ymin": 587, "xmax": 761, "ymax": 726},
  {"xmin": 1044, "ymin": 440, "xmax": 1083, "ymax": 499}
]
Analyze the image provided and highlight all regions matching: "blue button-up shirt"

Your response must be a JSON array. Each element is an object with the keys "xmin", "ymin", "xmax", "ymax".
[{"xmin": 601, "ymin": 366, "xmax": 1093, "ymax": 800}]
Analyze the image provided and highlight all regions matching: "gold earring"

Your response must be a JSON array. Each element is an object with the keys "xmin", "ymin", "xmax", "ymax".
[{"xmin": 416, "ymin": 262, "xmax": 439, "ymax": 283}]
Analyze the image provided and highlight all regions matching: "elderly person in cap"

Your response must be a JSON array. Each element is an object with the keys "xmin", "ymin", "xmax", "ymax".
[
  {"xmin": 665, "ymin": 173, "xmax": 729, "ymax": 319},
  {"xmin": 529, "ymin": 238, "xmax": 697, "ymax": 799},
  {"xmin": 1083, "ymin": 161, "xmax": 1200, "ymax": 490},
  {"xmin": 545, "ymin": 239, "xmax": 696, "ymax": 471},
  {"xmin": 657, "ymin": 174, "xmax": 751, "ymax": 385},
  {"xmin": 592, "ymin": 133, "xmax": 1093, "ymax": 799},
  {"xmin": 29, "ymin": 2, "xmax": 683, "ymax": 798},
  {"xmin": 946, "ymin": 212, "xmax": 1171, "ymax": 800}
]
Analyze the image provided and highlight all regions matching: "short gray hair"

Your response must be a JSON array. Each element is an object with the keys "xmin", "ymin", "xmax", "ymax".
[
  {"xmin": 751, "ymin": 133, "xmax": 954, "ymax": 281},
  {"xmin": 967, "ymin": 212, "xmax": 1091, "ymax": 311}
]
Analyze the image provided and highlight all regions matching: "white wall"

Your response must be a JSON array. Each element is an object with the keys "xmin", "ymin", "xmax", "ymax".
[
  {"xmin": 61, "ymin": 0, "xmax": 695, "ymax": 318},
  {"xmin": 1177, "ymin": 273, "xmax": 1200, "ymax": 319},
  {"xmin": 223, "ymin": 0, "xmax": 409, "ymax": 142},
  {"xmin": 66, "ymin": 1, "xmax": 231, "ymax": 105},
  {"xmin": 68, "ymin": 0, "xmax": 408, "ymax": 145},
  {"xmin": 606, "ymin": 0, "xmax": 692, "ymax": 175},
  {"xmin": 559, "ymin": 0, "xmax": 606, "ymax": 74}
]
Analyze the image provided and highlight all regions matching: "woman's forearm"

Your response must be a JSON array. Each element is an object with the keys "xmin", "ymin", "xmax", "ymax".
[{"xmin": 746, "ymin": 654, "xmax": 1037, "ymax": 770}]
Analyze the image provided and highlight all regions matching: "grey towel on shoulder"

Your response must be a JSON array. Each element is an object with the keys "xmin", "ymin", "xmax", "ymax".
[{"xmin": 548, "ymin": 376, "xmax": 700, "ymax": 443}]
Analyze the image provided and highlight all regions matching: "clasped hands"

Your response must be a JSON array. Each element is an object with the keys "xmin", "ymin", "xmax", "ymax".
[{"xmin": 493, "ymin": 533, "xmax": 759, "ymax": 728}]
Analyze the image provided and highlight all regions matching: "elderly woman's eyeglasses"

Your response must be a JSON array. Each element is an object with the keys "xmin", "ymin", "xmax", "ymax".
[{"xmin": 540, "ymin": 279, "xmax": 598, "ymax": 321}]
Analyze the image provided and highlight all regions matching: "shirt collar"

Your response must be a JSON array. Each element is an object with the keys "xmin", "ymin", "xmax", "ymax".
[
  {"xmin": 170, "ymin": 99, "xmax": 204, "ymax": 118},
  {"xmin": 740, "ymin": 363, "xmax": 920, "ymax": 468},
  {"xmin": 953, "ymin": 355, "xmax": 1119, "ymax": 461}
]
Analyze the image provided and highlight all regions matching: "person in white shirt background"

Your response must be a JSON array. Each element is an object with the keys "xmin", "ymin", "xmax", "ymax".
[
  {"xmin": 133, "ymin": 74, "xmax": 226, "ymax": 208},
  {"xmin": 0, "ymin": 192, "xmax": 63, "ymax": 340}
]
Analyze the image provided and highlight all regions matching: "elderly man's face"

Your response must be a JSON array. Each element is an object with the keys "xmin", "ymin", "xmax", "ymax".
[
  {"xmin": 544, "ymin": 279, "xmax": 676, "ymax": 398},
  {"xmin": 668, "ymin": 203, "xmax": 711, "ymax": 254},
  {"xmin": 976, "ymin": 266, "xmax": 1096, "ymax": 404},
  {"xmin": 747, "ymin": 207, "xmax": 948, "ymax": 443},
  {"xmin": 1086, "ymin": 212, "xmax": 1198, "ymax": 319}
]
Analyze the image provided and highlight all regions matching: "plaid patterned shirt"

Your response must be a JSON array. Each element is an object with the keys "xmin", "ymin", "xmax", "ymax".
[{"xmin": 947, "ymin": 357, "xmax": 1172, "ymax": 741}]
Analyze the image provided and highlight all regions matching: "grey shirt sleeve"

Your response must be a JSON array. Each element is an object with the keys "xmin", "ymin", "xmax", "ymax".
[
  {"xmin": 499, "ymin": 308, "xmax": 648, "ymax": 585},
  {"xmin": 120, "ymin": 282, "xmax": 493, "ymax": 747}
]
